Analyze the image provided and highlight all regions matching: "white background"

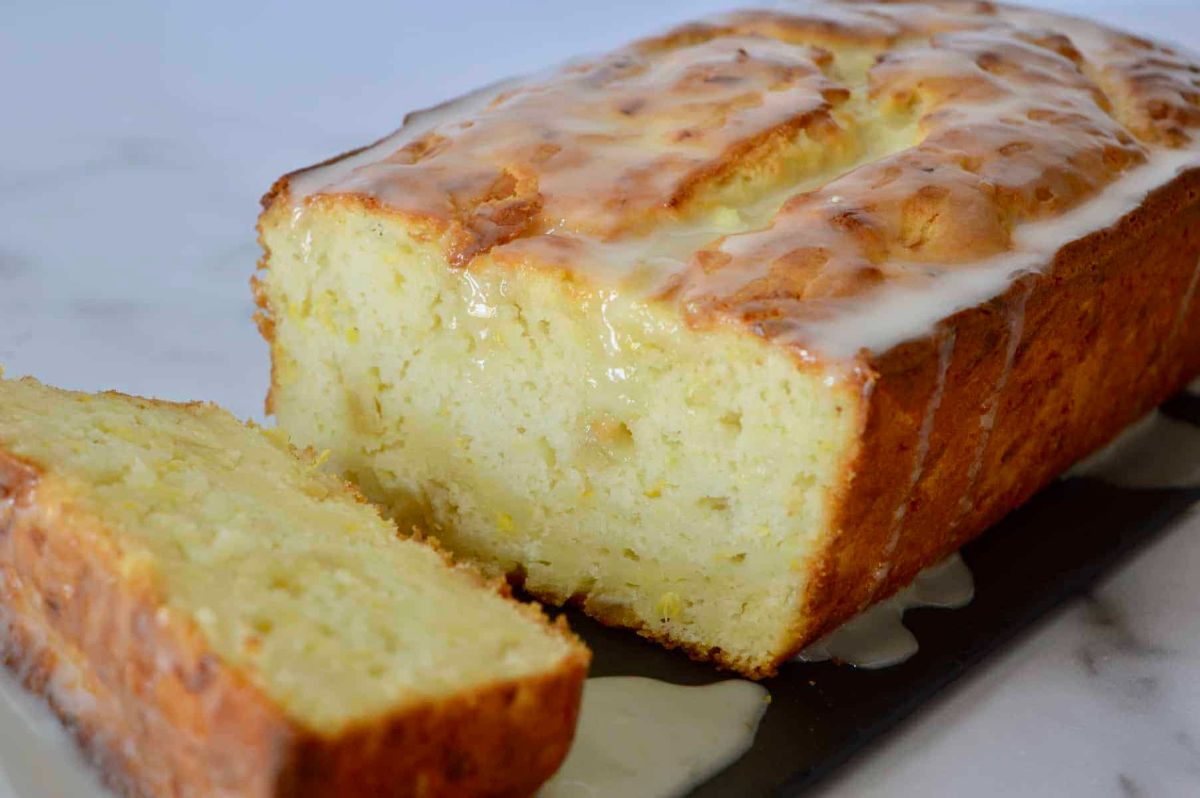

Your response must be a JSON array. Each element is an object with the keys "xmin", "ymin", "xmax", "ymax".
[{"xmin": 2, "ymin": 1, "xmax": 1200, "ymax": 796}]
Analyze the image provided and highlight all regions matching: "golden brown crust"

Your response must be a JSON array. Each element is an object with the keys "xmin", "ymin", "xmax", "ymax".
[
  {"xmin": 260, "ymin": 1, "xmax": 1200, "ymax": 347},
  {"xmin": 791, "ymin": 164, "xmax": 1200, "ymax": 665},
  {"xmin": 281, "ymin": 658, "xmax": 588, "ymax": 798},
  {"xmin": 0, "ymin": 453, "xmax": 295, "ymax": 797},
  {"xmin": 0, "ymin": 448, "xmax": 587, "ymax": 796},
  {"xmin": 675, "ymin": 5, "xmax": 1156, "ymax": 332}
]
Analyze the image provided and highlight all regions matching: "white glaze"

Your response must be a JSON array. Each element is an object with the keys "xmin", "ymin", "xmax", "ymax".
[
  {"xmin": 955, "ymin": 282, "xmax": 1032, "ymax": 525},
  {"xmin": 874, "ymin": 329, "xmax": 956, "ymax": 586},
  {"xmin": 296, "ymin": 135, "xmax": 1200, "ymax": 363},
  {"xmin": 1069, "ymin": 410, "xmax": 1200, "ymax": 489},
  {"xmin": 278, "ymin": 5, "xmax": 1200, "ymax": 364},
  {"xmin": 803, "ymin": 147, "xmax": 1200, "ymax": 358},
  {"xmin": 797, "ymin": 553, "xmax": 975, "ymax": 669},
  {"xmin": 0, "ymin": 636, "xmax": 106, "ymax": 798},
  {"xmin": 287, "ymin": 77, "xmax": 524, "ymax": 203},
  {"xmin": 539, "ymin": 677, "xmax": 769, "ymax": 798},
  {"xmin": 1172, "ymin": 255, "xmax": 1200, "ymax": 342}
]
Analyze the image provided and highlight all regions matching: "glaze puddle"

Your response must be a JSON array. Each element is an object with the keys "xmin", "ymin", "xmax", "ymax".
[
  {"xmin": 796, "ymin": 553, "xmax": 975, "ymax": 669},
  {"xmin": 540, "ymin": 677, "xmax": 769, "ymax": 798},
  {"xmin": 798, "ymin": 392, "xmax": 1200, "ymax": 671},
  {"xmin": 0, "ymin": 661, "xmax": 103, "ymax": 798},
  {"xmin": 0, "ymin": 667, "xmax": 771, "ymax": 798},
  {"xmin": 1069, "ymin": 410, "xmax": 1200, "ymax": 489}
]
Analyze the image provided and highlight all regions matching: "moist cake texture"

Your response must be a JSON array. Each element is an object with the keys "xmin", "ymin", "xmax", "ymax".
[
  {"xmin": 0, "ymin": 376, "xmax": 588, "ymax": 797},
  {"xmin": 255, "ymin": 0, "xmax": 1200, "ymax": 675}
]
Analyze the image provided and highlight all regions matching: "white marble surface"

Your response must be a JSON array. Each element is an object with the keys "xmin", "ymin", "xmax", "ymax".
[{"xmin": 2, "ymin": 1, "xmax": 1200, "ymax": 796}]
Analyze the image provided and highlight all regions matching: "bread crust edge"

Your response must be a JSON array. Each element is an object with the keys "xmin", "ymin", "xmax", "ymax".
[
  {"xmin": 254, "ymin": 143, "xmax": 1200, "ymax": 681},
  {"xmin": 791, "ymin": 165, "xmax": 1200, "ymax": 667},
  {"xmin": 0, "ymin": 446, "xmax": 588, "ymax": 798}
]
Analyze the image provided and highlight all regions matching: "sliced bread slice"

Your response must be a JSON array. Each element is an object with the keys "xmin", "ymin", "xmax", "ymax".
[{"xmin": 0, "ymin": 375, "xmax": 588, "ymax": 798}]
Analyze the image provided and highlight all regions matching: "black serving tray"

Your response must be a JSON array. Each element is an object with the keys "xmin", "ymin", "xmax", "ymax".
[{"xmin": 557, "ymin": 391, "xmax": 1200, "ymax": 796}]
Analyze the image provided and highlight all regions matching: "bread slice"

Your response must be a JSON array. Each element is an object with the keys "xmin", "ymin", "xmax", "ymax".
[
  {"xmin": 0, "ymin": 376, "xmax": 588, "ymax": 797},
  {"xmin": 254, "ymin": 0, "xmax": 1200, "ymax": 675}
]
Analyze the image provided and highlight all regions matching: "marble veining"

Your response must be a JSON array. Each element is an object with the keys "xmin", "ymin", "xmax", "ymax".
[
  {"xmin": 0, "ymin": 250, "xmax": 32, "ymax": 281},
  {"xmin": 1074, "ymin": 593, "xmax": 1172, "ymax": 710},
  {"xmin": 0, "ymin": 138, "xmax": 181, "ymax": 196},
  {"xmin": 2, "ymin": 1, "xmax": 1200, "ymax": 796}
]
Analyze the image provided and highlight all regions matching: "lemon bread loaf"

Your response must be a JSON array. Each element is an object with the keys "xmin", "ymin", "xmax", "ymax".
[
  {"xmin": 255, "ymin": 0, "xmax": 1200, "ymax": 676},
  {"xmin": 0, "ymin": 376, "xmax": 588, "ymax": 797}
]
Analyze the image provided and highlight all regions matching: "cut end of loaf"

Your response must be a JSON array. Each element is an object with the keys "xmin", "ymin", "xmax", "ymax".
[
  {"xmin": 253, "ymin": 0, "xmax": 1200, "ymax": 676},
  {"xmin": 258, "ymin": 197, "xmax": 865, "ymax": 675}
]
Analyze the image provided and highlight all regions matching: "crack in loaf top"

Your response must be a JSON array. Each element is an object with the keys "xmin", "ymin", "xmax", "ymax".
[{"xmin": 277, "ymin": 0, "xmax": 1200, "ymax": 359}]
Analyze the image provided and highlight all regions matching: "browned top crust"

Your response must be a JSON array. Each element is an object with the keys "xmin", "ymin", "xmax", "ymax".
[{"xmin": 264, "ymin": 0, "xmax": 1200, "ymax": 359}]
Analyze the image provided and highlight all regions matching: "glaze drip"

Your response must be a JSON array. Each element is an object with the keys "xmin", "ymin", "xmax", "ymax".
[
  {"xmin": 0, "ymin": 649, "xmax": 106, "ymax": 798},
  {"xmin": 1171, "ymin": 254, "xmax": 1200, "ymax": 343},
  {"xmin": 1069, "ymin": 410, "xmax": 1200, "ymax": 489},
  {"xmin": 797, "ymin": 552, "xmax": 974, "ymax": 668},
  {"xmin": 954, "ymin": 279, "xmax": 1032, "ymax": 526},
  {"xmin": 874, "ymin": 326, "xmax": 956, "ymax": 587}
]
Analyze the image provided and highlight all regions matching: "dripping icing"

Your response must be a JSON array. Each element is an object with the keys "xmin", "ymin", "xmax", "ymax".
[
  {"xmin": 796, "ymin": 149, "xmax": 1200, "ymax": 359},
  {"xmin": 0, "ymin": 611, "xmax": 108, "ymax": 798},
  {"xmin": 797, "ymin": 552, "xmax": 975, "ymax": 669},
  {"xmin": 1170, "ymin": 254, "xmax": 1200, "ymax": 343},
  {"xmin": 287, "ymin": 77, "xmax": 525, "ymax": 203},
  {"xmin": 1068, "ymin": 410, "xmax": 1200, "ymax": 489},
  {"xmin": 953, "ymin": 281, "xmax": 1032, "ymax": 526},
  {"xmin": 874, "ymin": 328, "xmax": 955, "ymax": 586}
]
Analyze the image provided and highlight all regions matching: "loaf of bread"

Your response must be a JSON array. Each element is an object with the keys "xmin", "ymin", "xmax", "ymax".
[
  {"xmin": 255, "ymin": 0, "xmax": 1200, "ymax": 676},
  {"xmin": 0, "ymin": 376, "xmax": 588, "ymax": 797}
]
